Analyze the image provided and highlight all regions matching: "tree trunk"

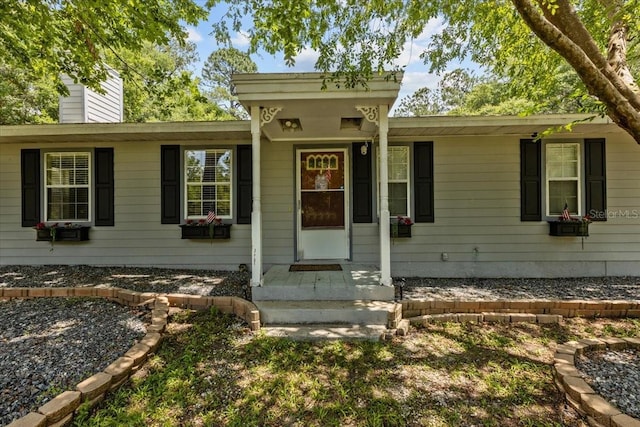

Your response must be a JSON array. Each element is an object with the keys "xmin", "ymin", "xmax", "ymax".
[{"xmin": 607, "ymin": 22, "xmax": 640, "ymax": 97}]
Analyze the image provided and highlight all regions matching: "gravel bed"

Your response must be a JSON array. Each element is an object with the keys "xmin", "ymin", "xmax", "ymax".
[
  {"xmin": 0, "ymin": 265, "xmax": 250, "ymax": 299},
  {"xmin": 0, "ymin": 297, "xmax": 147, "ymax": 426},
  {"xmin": 2, "ymin": 266, "xmax": 639, "ymax": 302},
  {"xmin": 576, "ymin": 348, "xmax": 640, "ymax": 419},
  {"xmin": 397, "ymin": 276, "xmax": 640, "ymax": 300}
]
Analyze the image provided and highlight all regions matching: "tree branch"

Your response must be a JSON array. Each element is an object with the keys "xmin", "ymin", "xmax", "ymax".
[
  {"xmin": 512, "ymin": 0, "xmax": 640, "ymax": 143},
  {"xmin": 607, "ymin": 21, "xmax": 640, "ymax": 97},
  {"xmin": 537, "ymin": 0, "xmax": 640, "ymax": 111}
]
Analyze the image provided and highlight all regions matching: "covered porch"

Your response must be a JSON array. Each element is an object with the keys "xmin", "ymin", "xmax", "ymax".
[{"xmin": 233, "ymin": 72, "xmax": 404, "ymax": 294}]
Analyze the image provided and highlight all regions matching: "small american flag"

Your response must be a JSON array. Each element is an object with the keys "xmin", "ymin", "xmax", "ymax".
[
  {"xmin": 206, "ymin": 210, "xmax": 217, "ymax": 224},
  {"xmin": 561, "ymin": 203, "xmax": 571, "ymax": 221}
]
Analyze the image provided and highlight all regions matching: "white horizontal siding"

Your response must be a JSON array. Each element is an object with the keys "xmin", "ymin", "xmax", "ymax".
[
  {"xmin": 2, "ymin": 128, "xmax": 640, "ymax": 277},
  {"xmin": 262, "ymin": 141, "xmax": 295, "ymax": 264},
  {"xmin": 58, "ymin": 75, "xmax": 86, "ymax": 123},
  {"xmin": 0, "ymin": 145, "xmax": 21, "ymax": 253},
  {"xmin": 59, "ymin": 70, "xmax": 123, "ymax": 123},
  {"xmin": 384, "ymin": 133, "xmax": 640, "ymax": 277},
  {"xmin": 351, "ymin": 224, "xmax": 379, "ymax": 264},
  {"xmin": 0, "ymin": 140, "xmax": 250, "ymax": 269}
]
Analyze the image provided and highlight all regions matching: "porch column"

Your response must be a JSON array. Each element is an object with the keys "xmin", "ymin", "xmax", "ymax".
[
  {"xmin": 378, "ymin": 104, "xmax": 392, "ymax": 286},
  {"xmin": 250, "ymin": 105, "xmax": 263, "ymax": 287}
]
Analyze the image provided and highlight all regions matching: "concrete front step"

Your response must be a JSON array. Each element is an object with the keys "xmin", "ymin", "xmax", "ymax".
[
  {"xmin": 252, "ymin": 284, "xmax": 395, "ymax": 301},
  {"xmin": 254, "ymin": 300, "xmax": 395, "ymax": 326},
  {"xmin": 261, "ymin": 324, "xmax": 388, "ymax": 341}
]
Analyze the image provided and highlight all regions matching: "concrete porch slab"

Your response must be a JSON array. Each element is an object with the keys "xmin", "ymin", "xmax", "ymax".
[{"xmin": 253, "ymin": 264, "xmax": 394, "ymax": 301}]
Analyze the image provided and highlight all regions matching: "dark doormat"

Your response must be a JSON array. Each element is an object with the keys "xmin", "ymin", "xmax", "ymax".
[{"xmin": 289, "ymin": 264, "xmax": 342, "ymax": 272}]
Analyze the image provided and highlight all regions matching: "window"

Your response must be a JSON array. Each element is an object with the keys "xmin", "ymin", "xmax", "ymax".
[
  {"xmin": 45, "ymin": 152, "xmax": 91, "ymax": 221},
  {"xmin": 521, "ymin": 138, "xmax": 606, "ymax": 222},
  {"xmin": 388, "ymin": 146, "xmax": 410, "ymax": 216},
  {"xmin": 356, "ymin": 141, "xmax": 432, "ymax": 224},
  {"xmin": 185, "ymin": 149, "xmax": 232, "ymax": 219},
  {"xmin": 546, "ymin": 143, "xmax": 580, "ymax": 216}
]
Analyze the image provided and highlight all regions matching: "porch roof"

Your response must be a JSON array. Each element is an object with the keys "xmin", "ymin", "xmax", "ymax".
[{"xmin": 234, "ymin": 72, "xmax": 403, "ymax": 141}]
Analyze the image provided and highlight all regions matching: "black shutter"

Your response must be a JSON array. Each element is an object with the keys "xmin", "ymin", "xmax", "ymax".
[
  {"xmin": 520, "ymin": 139, "xmax": 542, "ymax": 221},
  {"xmin": 161, "ymin": 145, "xmax": 181, "ymax": 224},
  {"xmin": 21, "ymin": 149, "xmax": 40, "ymax": 227},
  {"xmin": 94, "ymin": 148, "xmax": 114, "ymax": 226},
  {"xmin": 414, "ymin": 141, "xmax": 434, "ymax": 222},
  {"xmin": 585, "ymin": 138, "xmax": 607, "ymax": 221},
  {"xmin": 236, "ymin": 145, "xmax": 252, "ymax": 224},
  {"xmin": 352, "ymin": 142, "xmax": 372, "ymax": 223}
]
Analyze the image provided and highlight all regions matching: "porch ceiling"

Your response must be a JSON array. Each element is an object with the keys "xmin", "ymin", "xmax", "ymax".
[{"xmin": 234, "ymin": 72, "xmax": 403, "ymax": 142}]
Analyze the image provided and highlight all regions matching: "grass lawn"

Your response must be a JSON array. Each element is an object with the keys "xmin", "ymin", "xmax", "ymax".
[{"xmin": 74, "ymin": 309, "xmax": 639, "ymax": 427}]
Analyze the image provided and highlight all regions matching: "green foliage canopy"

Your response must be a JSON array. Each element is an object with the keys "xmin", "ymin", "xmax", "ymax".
[
  {"xmin": 201, "ymin": 47, "xmax": 257, "ymax": 118},
  {"xmin": 0, "ymin": 61, "xmax": 59, "ymax": 125},
  {"xmin": 0, "ymin": 0, "xmax": 207, "ymax": 93},
  {"xmin": 210, "ymin": 0, "xmax": 640, "ymax": 142},
  {"xmin": 108, "ymin": 41, "xmax": 230, "ymax": 122}
]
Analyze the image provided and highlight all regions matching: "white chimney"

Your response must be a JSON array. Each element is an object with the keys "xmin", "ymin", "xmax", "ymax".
[{"xmin": 59, "ymin": 67, "xmax": 124, "ymax": 123}]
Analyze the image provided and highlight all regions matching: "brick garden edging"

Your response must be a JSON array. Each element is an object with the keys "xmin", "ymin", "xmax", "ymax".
[
  {"xmin": 402, "ymin": 299, "xmax": 640, "ymax": 320},
  {"xmin": 1, "ymin": 287, "xmax": 261, "ymax": 427},
  {"xmin": 402, "ymin": 299, "xmax": 640, "ymax": 329},
  {"xmin": 407, "ymin": 311, "xmax": 564, "ymax": 326},
  {"xmin": 553, "ymin": 337, "xmax": 640, "ymax": 427}
]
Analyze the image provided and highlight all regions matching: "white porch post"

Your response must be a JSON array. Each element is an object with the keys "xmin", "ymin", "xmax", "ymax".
[
  {"xmin": 378, "ymin": 104, "xmax": 392, "ymax": 286},
  {"xmin": 250, "ymin": 105, "xmax": 263, "ymax": 287}
]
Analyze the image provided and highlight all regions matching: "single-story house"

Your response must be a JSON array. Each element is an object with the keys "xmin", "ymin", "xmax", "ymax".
[{"xmin": 1, "ymin": 72, "xmax": 639, "ymax": 295}]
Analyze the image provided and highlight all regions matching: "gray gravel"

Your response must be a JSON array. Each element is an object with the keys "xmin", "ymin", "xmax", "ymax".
[
  {"xmin": 0, "ymin": 265, "xmax": 251, "ymax": 299},
  {"xmin": 397, "ymin": 276, "xmax": 640, "ymax": 301},
  {"xmin": 1, "ymin": 266, "xmax": 639, "ymax": 426},
  {"xmin": 2, "ymin": 265, "xmax": 639, "ymax": 302},
  {"xmin": 576, "ymin": 348, "xmax": 640, "ymax": 419},
  {"xmin": 0, "ymin": 297, "xmax": 147, "ymax": 426}
]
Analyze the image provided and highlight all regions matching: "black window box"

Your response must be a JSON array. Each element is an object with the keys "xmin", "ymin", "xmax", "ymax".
[
  {"xmin": 36, "ymin": 227, "xmax": 91, "ymax": 241},
  {"xmin": 180, "ymin": 224, "xmax": 231, "ymax": 239},
  {"xmin": 390, "ymin": 223, "xmax": 412, "ymax": 238},
  {"xmin": 548, "ymin": 221, "xmax": 589, "ymax": 237}
]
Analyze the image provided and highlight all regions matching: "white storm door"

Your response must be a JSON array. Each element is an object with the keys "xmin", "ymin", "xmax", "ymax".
[{"xmin": 297, "ymin": 149, "xmax": 349, "ymax": 260}]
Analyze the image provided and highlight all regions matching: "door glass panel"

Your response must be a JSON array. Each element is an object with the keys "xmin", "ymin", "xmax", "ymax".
[
  {"xmin": 301, "ymin": 192, "xmax": 344, "ymax": 227},
  {"xmin": 300, "ymin": 151, "xmax": 345, "ymax": 228}
]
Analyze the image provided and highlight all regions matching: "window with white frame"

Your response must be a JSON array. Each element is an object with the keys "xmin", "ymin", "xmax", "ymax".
[
  {"xmin": 546, "ymin": 142, "xmax": 581, "ymax": 216},
  {"xmin": 185, "ymin": 149, "xmax": 232, "ymax": 219},
  {"xmin": 45, "ymin": 152, "xmax": 91, "ymax": 221},
  {"xmin": 387, "ymin": 146, "xmax": 410, "ymax": 217}
]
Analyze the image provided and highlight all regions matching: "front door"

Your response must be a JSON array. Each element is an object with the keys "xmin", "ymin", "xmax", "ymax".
[{"xmin": 296, "ymin": 149, "xmax": 349, "ymax": 260}]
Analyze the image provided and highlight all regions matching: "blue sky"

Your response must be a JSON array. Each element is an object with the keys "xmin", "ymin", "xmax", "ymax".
[{"xmin": 183, "ymin": 4, "xmax": 474, "ymax": 105}]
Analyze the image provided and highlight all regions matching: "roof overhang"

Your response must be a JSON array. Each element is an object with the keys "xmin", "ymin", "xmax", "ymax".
[
  {"xmin": 0, "ymin": 121, "xmax": 251, "ymax": 144},
  {"xmin": 388, "ymin": 114, "xmax": 623, "ymax": 138},
  {"xmin": 233, "ymin": 72, "xmax": 403, "ymax": 141},
  {"xmin": 0, "ymin": 114, "xmax": 625, "ymax": 145}
]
